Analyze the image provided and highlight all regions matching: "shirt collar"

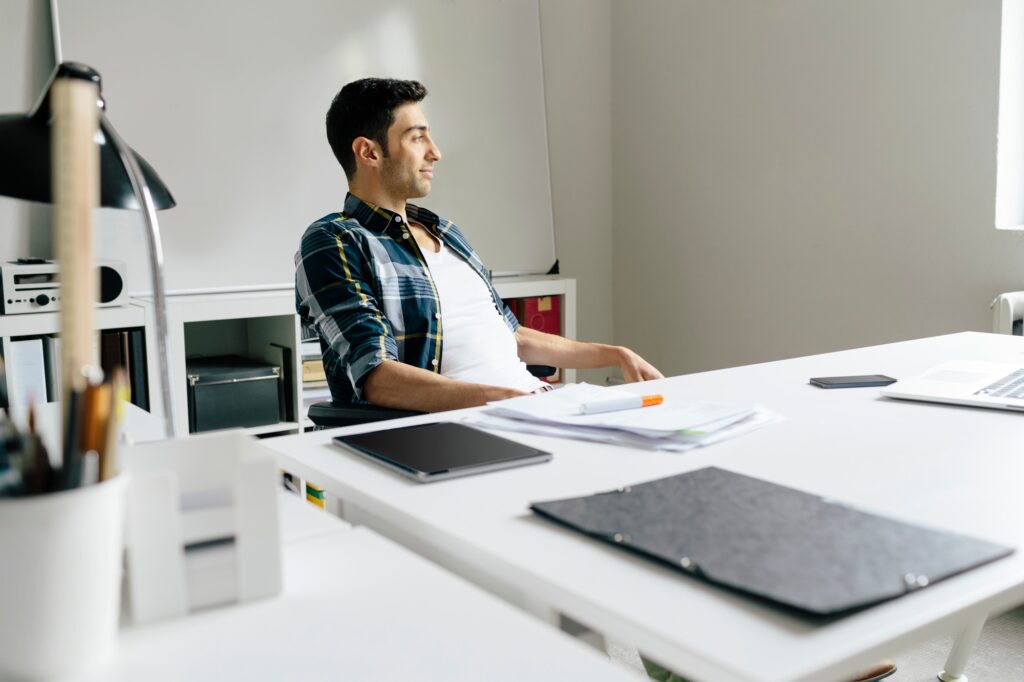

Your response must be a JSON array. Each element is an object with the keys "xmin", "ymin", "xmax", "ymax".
[{"xmin": 343, "ymin": 192, "xmax": 442, "ymax": 237}]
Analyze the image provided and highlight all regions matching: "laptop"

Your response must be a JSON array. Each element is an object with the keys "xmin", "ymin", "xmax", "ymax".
[
  {"xmin": 333, "ymin": 422, "xmax": 551, "ymax": 483},
  {"xmin": 880, "ymin": 361, "xmax": 1024, "ymax": 412}
]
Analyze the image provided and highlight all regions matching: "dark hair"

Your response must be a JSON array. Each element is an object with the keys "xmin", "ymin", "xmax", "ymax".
[{"xmin": 326, "ymin": 78, "xmax": 428, "ymax": 179}]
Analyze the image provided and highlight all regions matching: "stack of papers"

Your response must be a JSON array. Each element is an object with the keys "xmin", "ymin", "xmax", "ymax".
[{"xmin": 465, "ymin": 383, "xmax": 779, "ymax": 452}]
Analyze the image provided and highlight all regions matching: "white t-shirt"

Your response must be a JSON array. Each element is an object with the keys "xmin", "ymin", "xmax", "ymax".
[{"xmin": 421, "ymin": 242, "xmax": 543, "ymax": 392}]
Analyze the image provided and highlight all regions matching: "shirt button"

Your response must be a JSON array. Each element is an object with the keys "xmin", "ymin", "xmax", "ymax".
[
  {"xmin": 434, "ymin": 312, "xmax": 441, "ymax": 319},
  {"xmin": 394, "ymin": 215, "xmax": 402, "ymax": 223},
  {"xmin": 402, "ymin": 232, "xmax": 409, "ymax": 239},
  {"xmin": 431, "ymin": 359, "xmax": 439, "ymax": 366}
]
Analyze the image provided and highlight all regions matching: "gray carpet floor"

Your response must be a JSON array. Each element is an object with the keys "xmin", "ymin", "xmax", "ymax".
[{"xmin": 603, "ymin": 606, "xmax": 1024, "ymax": 682}]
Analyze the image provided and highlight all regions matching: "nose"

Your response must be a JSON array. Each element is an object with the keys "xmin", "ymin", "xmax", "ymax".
[{"xmin": 427, "ymin": 141, "xmax": 441, "ymax": 162}]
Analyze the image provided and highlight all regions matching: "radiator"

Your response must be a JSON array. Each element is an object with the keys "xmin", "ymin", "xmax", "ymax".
[{"xmin": 991, "ymin": 291, "xmax": 1024, "ymax": 335}]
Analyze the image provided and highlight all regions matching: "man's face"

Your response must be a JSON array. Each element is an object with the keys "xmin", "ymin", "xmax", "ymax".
[{"xmin": 380, "ymin": 102, "xmax": 442, "ymax": 199}]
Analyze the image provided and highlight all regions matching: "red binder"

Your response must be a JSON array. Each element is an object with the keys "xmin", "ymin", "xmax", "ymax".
[
  {"xmin": 519, "ymin": 296, "xmax": 561, "ymax": 335},
  {"xmin": 517, "ymin": 296, "xmax": 561, "ymax": 383}
]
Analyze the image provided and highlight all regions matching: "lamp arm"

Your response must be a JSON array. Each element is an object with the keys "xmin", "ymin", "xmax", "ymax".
[{"xmin": 99, "ymin": 116, "xmax": 179, "ymax": 438}]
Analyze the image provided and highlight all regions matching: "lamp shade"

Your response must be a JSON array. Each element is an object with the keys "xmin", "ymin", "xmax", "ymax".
[{"xmin": 0, "ymin": 62, "xmax": 175, "ymax": 210}]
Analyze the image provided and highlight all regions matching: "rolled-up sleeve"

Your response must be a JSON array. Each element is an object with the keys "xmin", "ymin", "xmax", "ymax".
[{"xmin": 295, "ymin": 225, "xmax": 398, "ymax": 399}]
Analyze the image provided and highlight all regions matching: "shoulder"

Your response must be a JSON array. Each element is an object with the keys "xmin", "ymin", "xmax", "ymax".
[{"xmin": 299, "ymin": 213, "xmax": 372, "ymax": 252}]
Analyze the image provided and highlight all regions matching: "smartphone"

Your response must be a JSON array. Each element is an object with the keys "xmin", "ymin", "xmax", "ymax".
[{"xmin": 809, "ymin": 374, "xmax": 897, "ymax": 389}]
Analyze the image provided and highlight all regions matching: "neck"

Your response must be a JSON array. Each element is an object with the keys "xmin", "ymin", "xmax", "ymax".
[{"xmin": 348, "ymin": 182, "xmax": 408, "ymax": 223}]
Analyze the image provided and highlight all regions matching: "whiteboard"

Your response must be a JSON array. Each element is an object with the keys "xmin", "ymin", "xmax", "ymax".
[{"xmin": 55, "ymin": 0, "xmax": 557, "ymax": 292}]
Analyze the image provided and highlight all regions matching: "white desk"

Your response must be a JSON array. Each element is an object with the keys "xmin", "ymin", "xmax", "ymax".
[
  {"xmin": 267, "ymin": 332, "xmax": 1024, "ymax": 682},
  {"xmin": 73, "ymin": 492, "xmax": 632, "ymax": 681}
]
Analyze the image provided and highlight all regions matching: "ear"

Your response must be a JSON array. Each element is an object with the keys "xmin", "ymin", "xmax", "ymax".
[{"xmin": 352, "ymin": 137, "xmax": 382, "ymax": 169}]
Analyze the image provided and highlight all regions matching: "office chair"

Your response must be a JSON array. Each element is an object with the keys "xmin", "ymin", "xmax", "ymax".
[{"xmin": 307, "ymin": 365, "xmax": 557, "ymax": 429}]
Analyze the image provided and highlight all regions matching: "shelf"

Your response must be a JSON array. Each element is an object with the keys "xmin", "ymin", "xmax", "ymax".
[
  {"xmin": 246, "ymin": 421, "xmax": 302, "ymax": 436},
  {"xmin": 0, "ymin": 305, "xmax": 145, "ymax": 337},
  {"xmin": 134, "ymin": 289, "xmax": 295, "ymax": 324},
  {"xmin": 129, "ymin": 279, "xmax": 577, "ymax": 436},
  {"xmin": 491, "ymin": 275, "xmax": 574, "ymax": 300}
]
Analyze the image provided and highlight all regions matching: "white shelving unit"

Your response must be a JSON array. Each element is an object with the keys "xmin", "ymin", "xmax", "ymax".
[
  {"xmin": 133, "ymin": 276, "xmax": 577, "ymax": 436},
  {"xmin": 133, "ymin": 289, "xmax": 301, "ymax": 438},
  {"xmin": 492, "ymin": 274, "xmax": 577, "ymax": 385},
  {"xmin": 0, "ymin": 305, "xmax": 147, "ymax": 416}
]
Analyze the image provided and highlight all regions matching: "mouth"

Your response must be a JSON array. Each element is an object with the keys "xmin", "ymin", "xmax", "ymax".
[{"xmin": 420, "ymin": 168, "xmax": 434, "ymax": 179}]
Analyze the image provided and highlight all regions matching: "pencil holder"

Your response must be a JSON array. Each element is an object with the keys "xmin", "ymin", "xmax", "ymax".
[{"xmin": 0, "ymin": 474, "xmax": 128, "ymax": 680}]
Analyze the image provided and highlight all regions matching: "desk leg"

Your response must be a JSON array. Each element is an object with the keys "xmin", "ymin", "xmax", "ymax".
[
  {"xmin": 520, "ymin": 598, "xmax": 608, "ymax": 653},
  {"xmin": 559, "ymin": 614, "xmax": 608, "ymax": 653},
  {"xmin": 521, "ymin": 595, "xmax": 560, "ymax": 626},
  {"xmin": 937, "ymin": 615, "xmax": 986, "ymax": 682}
]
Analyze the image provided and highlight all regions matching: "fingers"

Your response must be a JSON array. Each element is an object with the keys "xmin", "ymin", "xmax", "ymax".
[
  {"xmin": 644, "ymin": 365, "xmax": 665, "ymax": 380},
  {"xmin": 616, "ymin": 347, "xmax": 664, "ymax": 383},
  {"xmin": 622, "ymin": 360, "xmax": 664, "ymax": 383}
]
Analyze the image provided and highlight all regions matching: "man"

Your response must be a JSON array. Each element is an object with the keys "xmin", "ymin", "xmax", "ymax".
[
  {"xmin": 295, "ymin": 78, "xmax": 662, "ymax": 411},
  {"xmin": 296, "ymin": 78, "xmax": 896, "ymax": 682}
]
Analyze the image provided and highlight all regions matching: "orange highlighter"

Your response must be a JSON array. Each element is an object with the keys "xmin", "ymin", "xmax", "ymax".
[{"xmin": 579, "ymin": 394, "xmax": 664, "ymax": 415}]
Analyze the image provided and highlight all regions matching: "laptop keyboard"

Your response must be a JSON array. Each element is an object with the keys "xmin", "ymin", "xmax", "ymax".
[{"xmin": 976, "ymin": 369, "xmax": 1024, "ymax": 399}]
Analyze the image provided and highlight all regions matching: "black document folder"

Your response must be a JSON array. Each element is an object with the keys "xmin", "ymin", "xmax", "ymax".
[{"xmin": 531, "ymin": 467, "xmax": 1012, "ymax": 616}]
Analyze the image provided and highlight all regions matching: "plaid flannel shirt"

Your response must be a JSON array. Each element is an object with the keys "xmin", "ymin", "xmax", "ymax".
[{"xmin": 295, "ymin": 193, "xmax": 519, "ymax": 403}]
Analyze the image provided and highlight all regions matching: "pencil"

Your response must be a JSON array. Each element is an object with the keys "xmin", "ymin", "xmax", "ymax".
[
  {"xmin": 62, "ymin": 388, "xmax": 82, "ymax": 489},
  {"xmin": 99, "ymin": 368, "xmax": 128, "ymax": 481}
]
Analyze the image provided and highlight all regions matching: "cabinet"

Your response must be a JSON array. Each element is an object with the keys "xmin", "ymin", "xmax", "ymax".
[{"xmin": 135, "ymin": 276, "xmax": 576, "ymax": 436}]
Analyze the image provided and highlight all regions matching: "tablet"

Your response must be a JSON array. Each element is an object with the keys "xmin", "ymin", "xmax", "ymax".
[{"xmin": 332, "ymin": 422, "xmax": 551, "ymax": 483}]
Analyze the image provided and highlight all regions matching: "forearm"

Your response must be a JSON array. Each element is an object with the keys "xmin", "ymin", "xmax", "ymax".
[
  {"xmin": 362, "ymin": 359, "xmax": 527, "ymax": 412},
  {"xmin": 515, "ymin": 327, "xmax": 623, "ymax": 369},
  {"xmin": 515, "ymin": 327, "xmax": 665, "ymax": 382}
]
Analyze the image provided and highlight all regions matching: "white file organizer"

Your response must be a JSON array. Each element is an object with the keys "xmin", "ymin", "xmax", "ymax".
[
  {"xmin": 991, "ymin": 291, "xmax": 1024, "ymax": 334},
  {"xmin": 121, "ymin": 430, "xmax": 282, "ymax": 623}
]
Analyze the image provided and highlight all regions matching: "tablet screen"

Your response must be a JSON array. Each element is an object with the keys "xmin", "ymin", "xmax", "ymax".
[{"xmin": 334, "ymin": 422, "xmax": 549, "ymax": 476}]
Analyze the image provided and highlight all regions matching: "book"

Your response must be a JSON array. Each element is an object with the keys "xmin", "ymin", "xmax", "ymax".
[
  {"xmin": 41, "ymin": 335, "xmax": 61, "ymax": 402},
  {"xmin": 301, "ymin": 385, "xmax": 333, "ymax": 409},
  {"xmin": 127, "ymin": 328, "xmax": 149, "ymax": 410},
  {"xmin": 300, "ymin": 340, "xmax": 321, "ymax": 361},
  {"xmin": 100, "ymin": 330, "xmax": 130, "ymax": 385},
  {"xmin": 301, "ymin": 359, "xmax": 326, "ymax": 383},
  {"xmin": 305, "ymin": 482, "xmax": 325, "ymax": 509},
  {"xmin": 6, "ymin": 337, "xmax": 48, "ymax": 426},
  {"xmin": 518, "ymin": 296, "xmax": 561, "ymax": 335},
  {"xmin": 300, "ymin": 320, "xmax": 318, "ymax": 343}
]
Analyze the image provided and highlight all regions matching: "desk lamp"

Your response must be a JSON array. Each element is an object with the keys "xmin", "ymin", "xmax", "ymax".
[{"xmin": 0, "ymin": 62, "xmax": 179, "ymax": 437}]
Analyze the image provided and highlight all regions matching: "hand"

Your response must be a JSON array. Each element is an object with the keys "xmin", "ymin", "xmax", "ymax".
[{"xmin": 615, "ymin": 347, "xmax": 664, "ymax": 383}]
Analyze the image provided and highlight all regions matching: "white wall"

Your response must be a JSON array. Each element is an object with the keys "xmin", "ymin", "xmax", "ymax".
[
  {"xmin": 539, "ymin": 0, "xmax": 614, "ymax": 382},
  {"xmin": 611, "ymin": 0, "xmax": 1024, "ymax": 377}
]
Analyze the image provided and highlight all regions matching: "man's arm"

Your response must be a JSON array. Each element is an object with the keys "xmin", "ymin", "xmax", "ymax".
[
  {"xmin": 514, "ymin": 327, "xmax": 664, "ymax": 382},
  {"xmin": 363, "ymin": 360, "xmax": 527, "ymax": 412}
]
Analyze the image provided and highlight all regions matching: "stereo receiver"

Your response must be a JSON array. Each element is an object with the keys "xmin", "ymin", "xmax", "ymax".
[{"xmin": 0, "ymin": 259, "xmax": 127, "ymax": 315}]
